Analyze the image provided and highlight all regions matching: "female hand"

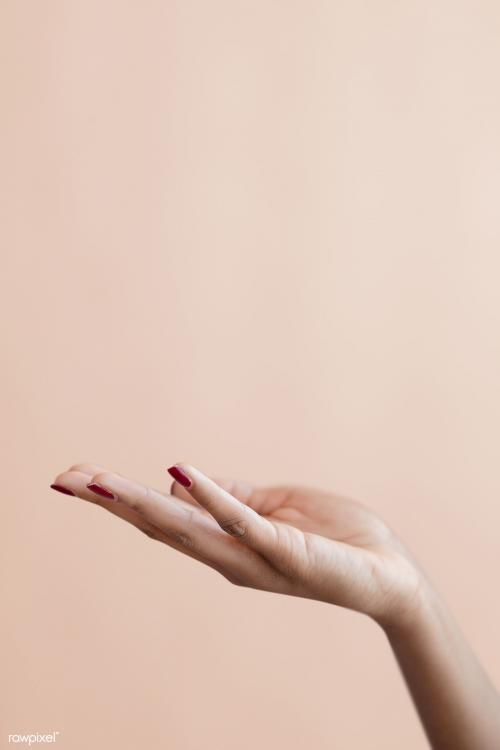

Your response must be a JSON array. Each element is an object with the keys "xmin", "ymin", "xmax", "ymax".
[
  {"xmin": 50, "ymin": 461, "xmax": 500, "ymax": 749},
  {"xmin": 50, "ymin": 461, "xmax": 422, "ymax": 628}
]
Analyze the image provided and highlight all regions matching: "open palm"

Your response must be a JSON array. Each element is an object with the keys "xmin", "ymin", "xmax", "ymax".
[{"xmin": 211, "ymin": 479, "xmax": 421, "ymax": 622}]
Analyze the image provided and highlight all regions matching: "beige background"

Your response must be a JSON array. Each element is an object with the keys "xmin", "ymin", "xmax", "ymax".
[{"xmin": 2, "ymin": 2, "xmax": 500, "ymax": 748}]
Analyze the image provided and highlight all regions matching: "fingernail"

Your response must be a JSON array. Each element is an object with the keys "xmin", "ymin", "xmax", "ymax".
[
  {"xmin": 167, "ymin": 465, "xmax": 192, "ymax": 488},
  {"xmin": 86, "ymin": 482, "xmax": 117, "ymax": 500},
  {"xmin": 50, "ymin": 484, "xmax": 75, "ymax": 496}
]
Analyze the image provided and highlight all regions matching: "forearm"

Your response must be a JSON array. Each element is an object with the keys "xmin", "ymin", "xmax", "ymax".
[{"xmin": 382, "ymin": 580, "xmax": 500, "ymax": 749}]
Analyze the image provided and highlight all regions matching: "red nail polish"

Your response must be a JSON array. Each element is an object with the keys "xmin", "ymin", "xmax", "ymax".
[
  {"xmin": 167, "ymin": 465, "xmax": 192, "ymax": 488},
  {"xmin": 50, "ymin": 484, "xmax": 75, "ymax": 496},
  {"xmin": 86, "ymin": 482, "xmax": 117, "ymax": 500}
]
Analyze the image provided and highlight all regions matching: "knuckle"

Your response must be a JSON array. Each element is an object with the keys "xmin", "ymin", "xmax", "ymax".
[
  {"xmin": 177, "ymin": 532, "xmax": 194, "ymax": 549},
  {"xmin": 219, "ymin": 516, "xmax": 247, "ymax": 538},
  {"xmin": 128, "ymin": 483, "xmax": 150, "ymax": 513},
  {"xmin": 125, "ymin": 491, "xmax": 141, "ymax": 512},
  {"xmin": 166, "ymin": 530, "xmax": 194, "ymax": 550},
  {"xmin": 127, "ymin": 497, "xmax": 140, "ymax": 513},
  {"xmin": 138, "ymin": 484, "xmax": 154, "ymax": 510},
  {"xmin": 270, "ymin": 526, "xmax": 302, "ymax": 580},
  {"xmin": 182, "ymin": 507, "xmax": 196, "ymax": 526}
]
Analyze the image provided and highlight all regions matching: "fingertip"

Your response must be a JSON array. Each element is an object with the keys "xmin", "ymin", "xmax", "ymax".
[
  {"xmin": 86, "ymin": 482, "xmax": 117, "ymax": 501},
  {"xmin": 50, "ymin": 483, "xmax": 75, "ymax": 496},
  {"xmin": 166, "ymin": 464, "xmax": 193, "ymax": 489},
  {"xmin": 85, "ymin": 471, "xmax": 119, "ymax": 501}
]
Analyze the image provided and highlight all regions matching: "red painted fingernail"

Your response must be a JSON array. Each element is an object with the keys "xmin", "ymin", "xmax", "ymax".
[
  {"xmin": 86, "ymin": 482, "xmax": 117, "ymax": 500},
  {"xmin": 167, "ymin": 465, "xmax": 192, "ymax": 488},
  {"xmin": 50, "ymin": 484, "xmax": 75, "ymax": 496}
]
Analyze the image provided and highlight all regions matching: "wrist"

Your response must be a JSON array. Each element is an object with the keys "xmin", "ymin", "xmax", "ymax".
[{"xmin": 378, "ymin": 573, "xmax": 440, "ymax": 639}]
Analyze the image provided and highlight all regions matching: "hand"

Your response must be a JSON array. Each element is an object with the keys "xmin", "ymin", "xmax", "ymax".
[{"xmin": 50, "ymin": 462, "xmax": 423, "ymax": 627}]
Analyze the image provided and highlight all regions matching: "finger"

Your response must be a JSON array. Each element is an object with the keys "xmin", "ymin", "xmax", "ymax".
[
  {"xmin": 52, "ymin": 468, "xmax": 199, "ymax": 552},
  {"xmin": 210, "ymin": 478, "xmax": 256, "ymax": 504},
  {"xmin": 53, "ymin": 463, "xmax": 208, "ymax": 545},
  {"xmin": 50, "ymin": 463, "xmax": 107, "ymax": 493},
  {"xmin": 166, "ymin": 463, "xmax": 277, "ymax": 554},
  {"xmin": 195, "ymin": 477, "xmax": 271, "ymax": 514},
  {"xmin": 51, "ymin": 469, "xmax": 164, "ymax": 536},
  {"xmin": 169, "ymin": 476, "xmax": 254, "ymax": 510},
  {"xmin": 68, "ymin": 462, "xmax": 109, "ymax": 476},
  {"xmin": 68, "ymin": 463, "xmax": 194, "ymax": 512},
  {"xmin": 169, "ymin": 478, "xmax": 206, "ymax": 508},
  {"xmin": 85, "ymin": 471, "xmax": 266, "ymax": 579},
  {"xmin": 50, "ymin": 469, "xmax": 247, "ymax": 580}
]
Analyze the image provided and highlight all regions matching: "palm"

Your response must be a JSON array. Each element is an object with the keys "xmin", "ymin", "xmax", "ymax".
[
  {"xmin": 219, "ymin": 480, "xmax": 419, "ymax": 620},
  {"xmin": 259, "ymin": 485, "xmax": 391, "ymax": 549}
]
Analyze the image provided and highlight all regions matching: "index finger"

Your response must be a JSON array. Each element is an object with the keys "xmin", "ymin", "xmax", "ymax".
[{"xmin": 167, "ymin": 463, "xmax": 278, "ymax": 555}]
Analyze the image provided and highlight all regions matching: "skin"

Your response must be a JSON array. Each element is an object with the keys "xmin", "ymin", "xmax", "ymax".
[{"xmin": 50, "ymin": 461, "xmax": 500, "ymax": 749}]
